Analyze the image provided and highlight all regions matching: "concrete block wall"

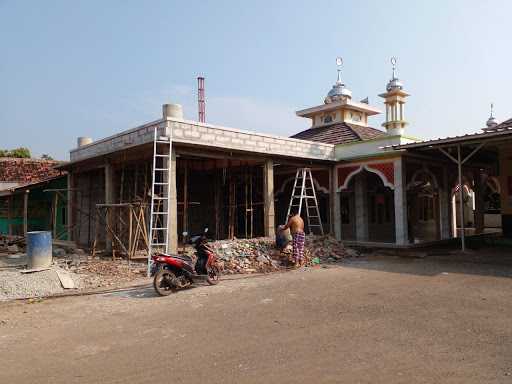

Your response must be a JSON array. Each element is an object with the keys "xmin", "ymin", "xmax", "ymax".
[
  {"xmin": 169, "ymin": 119, "xmax": 334, "ymax": 160},
  {"xmin": 70, "ymin": 120, "xmax": 167, "ymax": 162},
  {"xmin": 70, "ymin": 118, "xmax": 335, "ymax": 163}
]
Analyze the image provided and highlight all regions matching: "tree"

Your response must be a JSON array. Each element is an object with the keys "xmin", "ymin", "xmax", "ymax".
[
  {"xmin": 0, "ymin": 147, "xmax": 31, "ymax": 158},
  {"xmin": 41, "ymin": 154, "xmax": 54, "ymax": 160}
]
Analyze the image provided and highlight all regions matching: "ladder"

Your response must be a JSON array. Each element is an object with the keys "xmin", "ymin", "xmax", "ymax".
[
  {"xmin": 286, "ymin": 168, "xmax": 324, "ymax": 235},
  {"xmin": 147, "ymin": 126, "xmax": 172, "ymax": 275}
]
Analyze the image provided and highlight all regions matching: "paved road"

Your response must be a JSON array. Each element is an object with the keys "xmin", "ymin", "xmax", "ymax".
[{"xmin": 1, "ymin": 255, "xmax": 512, "ymax": 383}]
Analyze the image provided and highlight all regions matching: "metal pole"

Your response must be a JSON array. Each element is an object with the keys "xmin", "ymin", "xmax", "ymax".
[{"xmin": 457, "ymin": 145, "xmax": 466, "ymax": 252}]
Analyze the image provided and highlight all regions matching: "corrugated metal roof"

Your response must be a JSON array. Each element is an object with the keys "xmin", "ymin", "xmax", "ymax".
[{"xmin": 387, "ymin": 118, "xmax": 512, "ymax": 150}]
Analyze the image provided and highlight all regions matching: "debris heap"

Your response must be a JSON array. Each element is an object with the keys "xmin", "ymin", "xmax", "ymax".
[{"xmin": 201, "ymin": 235, "xmax": 358, "ymax": 274}]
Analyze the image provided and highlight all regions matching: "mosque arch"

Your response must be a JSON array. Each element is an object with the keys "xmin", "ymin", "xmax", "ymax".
[{"xmin": 338, "ymin": 164, "xmax": 395, "ymax": 191}]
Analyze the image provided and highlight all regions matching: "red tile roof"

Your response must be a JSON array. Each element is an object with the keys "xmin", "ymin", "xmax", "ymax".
[
  {"xmin": 290, "ymin": 122, "xmax": 385, "ymax": 145},
  {"xmin": 0, "ymin": 158, "xmax": 63, "ymax": 184}
]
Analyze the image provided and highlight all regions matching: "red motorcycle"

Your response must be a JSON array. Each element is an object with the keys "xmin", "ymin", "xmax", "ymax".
[{"xmin": 151, "ymin": 228, "xmax": 221, "ymax": 296}]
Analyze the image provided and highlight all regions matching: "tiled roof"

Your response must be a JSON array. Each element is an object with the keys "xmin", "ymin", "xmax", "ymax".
[
  {"xmin": 290, "ymin": 122, "xmax": 385, "ymax": 145},
  {"xmin": 0, "ymin": 158, "xmax": 63, "ymax": 183}
]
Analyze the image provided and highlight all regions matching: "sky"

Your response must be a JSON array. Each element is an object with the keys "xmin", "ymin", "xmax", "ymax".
[{"xmin": 1, "ymin": 0, "xmax": 511, "ymax": 160}]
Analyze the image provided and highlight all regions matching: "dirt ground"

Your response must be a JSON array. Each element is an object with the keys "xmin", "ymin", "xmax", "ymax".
[{"xmin": 1, "ymin": 250, "xmax": 512, "ymax": 384}]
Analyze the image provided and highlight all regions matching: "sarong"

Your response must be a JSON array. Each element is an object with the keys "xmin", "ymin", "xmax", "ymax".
[{"xmin": 292, "ymin": 232, "xmax": 305, "ymax": 264}]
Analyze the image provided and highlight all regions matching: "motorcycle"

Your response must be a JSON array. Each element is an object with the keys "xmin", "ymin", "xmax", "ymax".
[{"xmin": 151, "ymin": 228, "xmax": 221, "ymax": 296}]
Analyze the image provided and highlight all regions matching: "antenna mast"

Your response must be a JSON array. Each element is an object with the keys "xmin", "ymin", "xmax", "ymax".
[{"xmin": 198, "ymin": 76, "xmax": 205, "ymax": 123}]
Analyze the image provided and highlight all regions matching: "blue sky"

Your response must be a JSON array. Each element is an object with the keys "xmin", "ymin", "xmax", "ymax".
[{"xmin": 1, "ymin": 0, "xmax": 511, "ymax": 160}]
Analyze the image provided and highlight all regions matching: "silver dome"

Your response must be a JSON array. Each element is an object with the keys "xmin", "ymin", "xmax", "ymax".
[
  {"xmin": 325, "ymin": 81, "xmax": 352, "ymax": 104},
  {"xmin": 486, "ymin": 116, "xmax": 498, "ymax": 128},
  {"xmin": 484, "ymin": 103, "xmax": 498, "ymax": 130},
  {"xmin": 386, "ymin": 77, "xmax": 404, "ymax": 92}
]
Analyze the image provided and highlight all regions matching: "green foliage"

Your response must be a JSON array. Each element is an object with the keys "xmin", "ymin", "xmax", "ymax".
[
  {"xmin": 41, "ymin": 154, "xmax": 54, "ymax": 160},
  {"xmin": 0, "ymin": 147, "xmax": 31, "ymax": 158}
]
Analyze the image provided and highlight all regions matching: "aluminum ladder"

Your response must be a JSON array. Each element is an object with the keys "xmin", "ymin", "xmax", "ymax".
[
  {"xmin": 147, "ymin": 126, "xmax": 172, "ymax": 275},
  {"xmin": 286, "ymin": 168, "xmax": 324, "ymax": 235}
]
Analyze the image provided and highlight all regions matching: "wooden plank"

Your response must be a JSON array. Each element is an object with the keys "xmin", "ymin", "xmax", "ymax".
[{"xmin": 55, "ymin": 269, "xmax": 75, "ymax": 289}]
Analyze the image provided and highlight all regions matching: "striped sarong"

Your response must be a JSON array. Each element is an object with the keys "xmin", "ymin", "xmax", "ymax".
[{"xmin": 292, "ymin": 232, "xmax": 305, "ymax": 264}]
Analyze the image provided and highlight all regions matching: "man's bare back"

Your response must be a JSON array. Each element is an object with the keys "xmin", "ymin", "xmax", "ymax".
[{"xmin": 282, "ymin": 214, "xmax": 304, "ymax": 234}]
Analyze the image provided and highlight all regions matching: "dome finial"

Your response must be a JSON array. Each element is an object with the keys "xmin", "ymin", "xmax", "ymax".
[
  {"xmin": 336, "ymin": 57, "xmax": 343, "ymax": 83},
  {"xmin": 391, "ymin": 57, "xmax": 397, "ymax": 79},
  {"xmin": 485, "ymin": 102, "xmax": 498, "ymax": 130},
  {"xmin": 324, "ymin": 56, "xmax": 352, "ymax": 103},
  {"xmin": 386, "ymin": 56, "xmax": 404, "ymax": 92}
]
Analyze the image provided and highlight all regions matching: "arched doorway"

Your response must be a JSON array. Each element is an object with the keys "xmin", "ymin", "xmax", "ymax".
[
  {"xmin": 340, "ymin": 169, "xmax": 395, "ymax": 242},
  {"xmin": 407, "ymin": 169, "xmax": 441, "ymax": 242}
]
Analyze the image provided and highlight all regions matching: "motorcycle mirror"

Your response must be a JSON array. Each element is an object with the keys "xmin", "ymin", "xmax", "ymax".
[{"xmin": 182, "ymin": 231, "xmax": 188, "ymax": 237}]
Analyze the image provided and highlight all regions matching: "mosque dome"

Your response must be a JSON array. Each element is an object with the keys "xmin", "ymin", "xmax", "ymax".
[
  {"xmin": 483, "ymin": 103, "xmax": 498, "ymax": 131},
  {"xmin": 486, "ymin": 116, "xmax": 498, "ymax": 129},
  {"xmin": 386, "ymin": 77, "xmax": 404, "ymax": 92},
  {"xmin": 325, "ymin": 81, "xmax": 352, "ymax": 104}
]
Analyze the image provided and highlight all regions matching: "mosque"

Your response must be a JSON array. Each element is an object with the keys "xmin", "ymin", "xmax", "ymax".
[{"xmin": 32, "ymin": 57, "xmax": 511, "ymax": 253}]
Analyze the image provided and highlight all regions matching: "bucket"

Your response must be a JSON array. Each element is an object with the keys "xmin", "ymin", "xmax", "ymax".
[{"xmin": 26, "ymin": 231, "xmax": 52, "ymax": 269}]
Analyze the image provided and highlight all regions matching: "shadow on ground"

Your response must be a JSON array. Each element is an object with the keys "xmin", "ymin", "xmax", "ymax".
[{"xmin": 343, "ymin": 246, "xmax": 512, "ymax": 279}]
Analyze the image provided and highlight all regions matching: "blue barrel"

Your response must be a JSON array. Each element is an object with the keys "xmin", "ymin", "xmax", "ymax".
[{"xmin": 26, "ymin": 231, "xmax": 52, "ymax": 269}]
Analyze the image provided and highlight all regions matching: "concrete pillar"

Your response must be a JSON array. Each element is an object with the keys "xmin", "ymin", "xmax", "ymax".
[
  {"xmin": 330, "ymin": 166, "xmax": 341, "ymax": 240},
  {"xmin": 104, "ymin": 162, "xmax": 114, "ymax": 252},
  {"xmin": 23, "ymin": 190, "xmax": 29, "ymax": 236},
  {"xmin": 355, "ymin": 173, "xmax": 369, "ymax": 241},
  {"xmin": 67, "ymin": 173, "xmax": 73, "ymax": 241},
  {"xmin": 440, "ymin": 167, "xmax": 451, "ymax": 239},
  {"xmin": 167, "ymin": 148, "xmax": 178, "ymax": 253},
  {"xmin": 473, "ymin": 171, "xmax": 485, "ymax": 234},
  {"xmin": 263, "ymin": 159, "xmax": 275, "ymax": 238},
  {"xmin": 394, "ymin": 157, "xmax": 409, "ymax": 245}
]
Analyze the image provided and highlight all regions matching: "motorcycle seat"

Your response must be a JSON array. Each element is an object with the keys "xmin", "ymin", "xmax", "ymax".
[{"xmin": 173, "ymin": 254, "xmax": 194, "ymax": 264}]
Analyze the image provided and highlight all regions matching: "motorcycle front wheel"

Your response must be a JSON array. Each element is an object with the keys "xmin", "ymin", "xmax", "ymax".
[
  {"xmin": 206, "ymin": 265, "xmax": 221, "ymax": 285},
  {"xmin": 153, "ymin": 269, "xmax": 177, "ymax": 296}
]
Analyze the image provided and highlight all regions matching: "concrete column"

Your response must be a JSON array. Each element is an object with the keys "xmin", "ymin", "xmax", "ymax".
[
  {"xmin": 167, "ymin": 148, "xmax": 178, "ymax": 253},
  {"xmin": 67, "ymin": 173, "xmax": 73, "ymax": 241},
  {"xmin": 104, "ymin": 162, "xmax": 114, "ymax": 252},
  {"xmin": 394, "ymin": 157, "xmax": 409, "ymax": 245},
  {"xmin": 330, "ymin": 166, "xmax": 341, "ymax": 240},
  {"xmin": 440, "ymin": 167, "xmax": 451, "ymax": 239},
  {"xmin": 355, "ymin": 173, "xmax": 369, "ymax": 241},
  {"xmin": 473, "ymin": 171, "xmax": 485, "ymax": 234},
  {"xmin": 263, "ymin": 159, "xmax": 275, "ymax": 238},
  {"xmin": 23, "ymin": 190, "xmax": 29, "ymax": 236}
]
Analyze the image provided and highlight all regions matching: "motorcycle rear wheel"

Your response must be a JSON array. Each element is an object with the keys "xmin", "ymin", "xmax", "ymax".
[
  {"xmin": 206, "ymin": 265, "xmax": 221, "ymax": 285},
  {"xmin": 153, "ymin": 269, "xmax": 177, "ymax": 296}
]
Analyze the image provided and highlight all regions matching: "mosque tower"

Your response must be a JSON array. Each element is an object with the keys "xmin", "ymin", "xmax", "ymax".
[{"xmin": 379, "ymin": 57, "xmax": 409, "ymax": 136}]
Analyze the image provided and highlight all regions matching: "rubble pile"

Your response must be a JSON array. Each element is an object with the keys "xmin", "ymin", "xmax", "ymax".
[
  {"xmin": 209, "ymin": 238, "xmax": 281, "ymax": 274},
  {"xmin": 204, "ymin": 235, "xmax": 359, "ymax": 274}
]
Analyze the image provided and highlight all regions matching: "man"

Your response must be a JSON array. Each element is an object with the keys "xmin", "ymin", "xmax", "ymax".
[{"xmin": 279, "ymin": 212, "xmax": 305, "ymax": 266}]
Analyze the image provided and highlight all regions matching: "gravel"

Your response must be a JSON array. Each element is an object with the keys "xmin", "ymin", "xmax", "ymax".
[{"xmin": 0, "ymin": 268, "xmax": 84, "ymax": 301}]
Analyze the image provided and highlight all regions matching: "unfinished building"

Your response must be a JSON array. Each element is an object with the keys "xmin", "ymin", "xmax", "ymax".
[
  {"xmin": 61, "ymin": 59, "xmax": 512, "ymax": 258},
  {"xmin": 62, "ymin": 104, "xmax": 335, "ymax": 259}
]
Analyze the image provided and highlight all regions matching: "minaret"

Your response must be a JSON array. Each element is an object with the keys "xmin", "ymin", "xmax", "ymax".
[
  {"xmin": 379, "ymin": 57, "xmax": 409, "ymax": 136},
  {"xmin": 483, "ymin": 103, "xmax": 498, "ymax": 132}
]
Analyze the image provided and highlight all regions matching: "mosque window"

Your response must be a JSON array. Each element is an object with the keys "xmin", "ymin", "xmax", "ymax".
[{"xmin": 323, "ymin": 115, "xmax": 333, "ymax": 124}]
